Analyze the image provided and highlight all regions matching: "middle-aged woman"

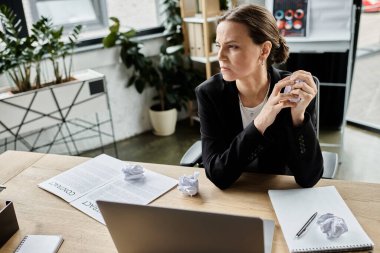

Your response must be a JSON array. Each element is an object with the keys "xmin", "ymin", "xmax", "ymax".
[{"xmin": 195, "ymin": 4, "xmax": 324, "ymax": 190}]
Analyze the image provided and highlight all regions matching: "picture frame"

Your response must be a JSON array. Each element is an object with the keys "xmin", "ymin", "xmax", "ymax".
[{"xmin": 272, "ymin": 0, "xmax": 310, "ymax": 37}]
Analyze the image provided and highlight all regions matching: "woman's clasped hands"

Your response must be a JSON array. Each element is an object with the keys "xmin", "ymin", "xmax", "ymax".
[{"xmin": 255, "ymin": 70, "xmax": 317, "ymax": 133}]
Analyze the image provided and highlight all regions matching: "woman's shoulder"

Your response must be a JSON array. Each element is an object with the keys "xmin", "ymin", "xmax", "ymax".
[
  {"xmin": 195, "ymin": 73, "xmax": 225, "ymax": 94},
  {"xmin": 270, "ymin": 66, "xmax": 292, "ymax": 82}
]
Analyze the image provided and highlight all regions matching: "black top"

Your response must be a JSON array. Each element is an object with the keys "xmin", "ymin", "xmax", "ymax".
[{"xmin": 195, "ymin": 66, "xmax": 324, "ymax": 189}]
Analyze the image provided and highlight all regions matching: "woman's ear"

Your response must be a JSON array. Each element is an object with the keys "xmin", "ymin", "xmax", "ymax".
[{"xmin": 261, "ymin": 41, "xmax": 272, "ymax": 58}]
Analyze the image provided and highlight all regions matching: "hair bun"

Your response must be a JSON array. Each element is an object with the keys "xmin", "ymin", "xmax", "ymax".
[{"xmin": 273, "ymin": 36, "xmax": 289, "ymax": 64}]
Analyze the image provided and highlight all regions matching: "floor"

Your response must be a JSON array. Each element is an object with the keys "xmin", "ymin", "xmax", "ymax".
[{"xmin": 82, "ymin": 119, "xmax": 380, "ymax": 184}]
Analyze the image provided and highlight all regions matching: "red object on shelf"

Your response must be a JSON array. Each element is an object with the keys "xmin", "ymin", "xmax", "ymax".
[{"xmin": 363, "ymin": 0, "xmax": 380, "ymax": 13}]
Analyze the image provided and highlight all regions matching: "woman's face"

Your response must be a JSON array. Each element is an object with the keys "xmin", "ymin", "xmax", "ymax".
[{"xmin": 216, "ymin": 21, "xmax": 262, "ymax": 82}]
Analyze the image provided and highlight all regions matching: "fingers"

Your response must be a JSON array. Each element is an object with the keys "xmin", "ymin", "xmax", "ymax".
[
  {"xmin": 290, "ymin": 81, "xmax": 315, "ymax": 99},
  {"xmin": 283, "ymin": 70, "xmax": 317, "ymax": 103},
  {"xmin": 290, "ymin": 70, "xmax": 317, "ymax": 93},
  {"xmin": 272, "ymin": 76, "xmax": 292, "ymax": 95},
  {"xmin": 269, "ymin": 70, "xmax": 317, "ymax": 112}
]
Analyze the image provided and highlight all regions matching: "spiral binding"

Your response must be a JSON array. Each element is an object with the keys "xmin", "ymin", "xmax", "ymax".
[
  {"xmin": 293, "ymin": 242, "xmax": 373, "ymax": 252},
  {"xmin": 14, "ymin": 235, "xmax": 28, "ymax": 252}
]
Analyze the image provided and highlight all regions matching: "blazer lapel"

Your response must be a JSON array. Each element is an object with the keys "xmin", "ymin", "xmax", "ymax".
[{"xmin": 223, "ymin": 81, "xmax": 243, "ymax": 139}]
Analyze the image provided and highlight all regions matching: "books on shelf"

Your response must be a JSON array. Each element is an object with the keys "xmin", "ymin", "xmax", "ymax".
[
  {"xmin": 197, "ymin": 0, "xmax": 220, "ymax": 17},
  {"xmin": 194, "ymin": 23, "xmax": 205, "ymax": 57},
  {"xmin": 38, "ymin": 154, "xmax": 177, "ymax": 224},
  {"xmin": 187, "ymin": 22, "xmax": 216, "ymax": 58}
]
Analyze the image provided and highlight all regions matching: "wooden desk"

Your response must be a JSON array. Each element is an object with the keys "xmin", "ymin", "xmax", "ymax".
[{"xmin": 0, "ymin": 151, "xmax": 379, "ymax": 252}]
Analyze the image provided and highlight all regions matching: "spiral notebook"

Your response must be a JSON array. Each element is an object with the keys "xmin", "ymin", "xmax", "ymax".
[
  {"xmin": 269, "ymin": 186, "xmax": 374, "ymax": 253},
  {"xmin": 14, "ymin": 235, "xmax": 63, "ymax": 253}
]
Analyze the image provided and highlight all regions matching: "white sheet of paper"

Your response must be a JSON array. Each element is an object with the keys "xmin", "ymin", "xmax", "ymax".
[
  {"xmin": 38, "ymin": 154, "xmax": 125, "ymax": 202},
  {"xmin": 70, "ymin": 170, "xmax": 178, "ymax": 224},
  {"xmin": 268, "ymin": 186, "xmax": 374, "ymax": 252},
  {"xmin": 38, "ymin": 154, "xmax": 177, "ymax": 223}
]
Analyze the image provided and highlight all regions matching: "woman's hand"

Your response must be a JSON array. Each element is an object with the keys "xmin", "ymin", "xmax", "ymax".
[
  {"xmin": 254, "ymin": 76, "xmax": 300, "ymax": 134},
  {"xmin": 287, "ymin": 70, "xmax": 317, "ymax": 126}
]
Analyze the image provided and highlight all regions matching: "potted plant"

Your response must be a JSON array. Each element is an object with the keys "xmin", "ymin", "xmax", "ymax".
[
  {"xmin": 0, "ymin": 5, "xmax": 82, "ymax": 92},
  {"xmin": 103, "ymin": 0, "xmax": 201, "ymax": 136},
  {"xmin": 0, "ymin": 6, "xmax": 117, "ymax": 155}
]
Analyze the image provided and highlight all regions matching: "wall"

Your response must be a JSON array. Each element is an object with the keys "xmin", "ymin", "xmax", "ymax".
[{"xmin": 72, "ymin": 37, "xmax": 165, "ymax": 142}]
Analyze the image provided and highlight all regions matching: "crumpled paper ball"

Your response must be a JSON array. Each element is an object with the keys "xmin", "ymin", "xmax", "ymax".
[
  {"xmin": 317, "ymin": 213, "xmax": 348, "ymax": 239},
  {"xmin": 284, "ymin": 80, "xmax": 302, "ymax": 103},
  {"xmin": 122, "ymin": 164, "xmax": 145, "ymax": 180},
  {"xmin": 178, "ymin": 171, "xmax": 200, "ymax": 197}
]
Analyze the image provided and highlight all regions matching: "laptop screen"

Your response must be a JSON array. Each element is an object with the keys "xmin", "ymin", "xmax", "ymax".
[{"xmin": 97, "ymin": 201, "xmax": 274, "ymax": 253}]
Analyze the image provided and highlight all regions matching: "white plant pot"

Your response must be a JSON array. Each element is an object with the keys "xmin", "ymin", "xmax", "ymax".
[{"xmin": 149, "ymin": 107, "xmax": 178, "ymax": 136}]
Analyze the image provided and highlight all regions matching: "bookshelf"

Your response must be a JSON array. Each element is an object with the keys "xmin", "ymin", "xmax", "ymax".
[{"xmin": 179, "ymin": 0, "xmax": 221, "ymax": 78}]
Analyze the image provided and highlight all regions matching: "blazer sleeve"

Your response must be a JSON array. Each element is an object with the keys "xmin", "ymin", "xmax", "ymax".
[
  {"xmin": 196, "ymin": 80, "xmax": 273, "ymax": 189},
  {"xmin": 285, "ymin": 97, "xmax": 324, "ymax": 187}
]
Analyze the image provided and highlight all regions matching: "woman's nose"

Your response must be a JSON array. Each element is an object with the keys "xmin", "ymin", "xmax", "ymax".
[{"xmin": 217, "ymin": 47, "xmax": 225, "ymax": 60}]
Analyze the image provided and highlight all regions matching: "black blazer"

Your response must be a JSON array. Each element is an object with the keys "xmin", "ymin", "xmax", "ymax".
[{"xmin": 195, "ymin": 66, "xmax": 323, "ymax": 189}]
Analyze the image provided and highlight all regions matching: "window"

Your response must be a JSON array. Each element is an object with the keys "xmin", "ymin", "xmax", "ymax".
[{"xmin": 23, "ymin": 0, "xmax": 162, "ymax": 40}]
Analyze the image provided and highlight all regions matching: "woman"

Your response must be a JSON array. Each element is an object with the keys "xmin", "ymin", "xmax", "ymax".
[{"xmin": 195, "ymin": 4, "xmax": 323, "ymax": 189}]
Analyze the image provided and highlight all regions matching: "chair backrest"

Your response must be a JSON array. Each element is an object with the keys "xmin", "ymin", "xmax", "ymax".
[{"xmin": 314, "ymin": 76, "xmax": 321, "ymax": 138}]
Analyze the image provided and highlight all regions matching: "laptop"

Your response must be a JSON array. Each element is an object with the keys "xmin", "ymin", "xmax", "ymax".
[{"xmin": 97, "ymin": 200, "xmax": 275, "ymax": 253}]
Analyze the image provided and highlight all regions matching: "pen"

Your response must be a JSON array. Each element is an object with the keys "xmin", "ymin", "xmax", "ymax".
[
  {"xmin": 295, "ymin": 212, "xmax": 318, "ymax": 238},
  {"xmin": 0, "ymin": 184, "xmax": 5, "ymax": 192}
]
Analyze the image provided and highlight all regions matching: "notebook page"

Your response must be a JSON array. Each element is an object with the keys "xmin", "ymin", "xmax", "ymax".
[
  {"xmin": 269, "ymin": 186, "xmax": 373, "ymax": 252},
  {"xmin": 15, "ymin": 235, "xmax": 63, "ymax": 253}
]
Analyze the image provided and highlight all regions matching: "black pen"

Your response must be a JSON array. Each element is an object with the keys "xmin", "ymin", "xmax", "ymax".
[
  {"xmin": 0, "ymin": 184, "xmax": 5, "ymax": 192},
  {"xmin": 295, "ymin": 212, "xmax": 318, "ymax": 238}
]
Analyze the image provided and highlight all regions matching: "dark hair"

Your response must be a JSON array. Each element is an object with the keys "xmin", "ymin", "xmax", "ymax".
[{"xmin": 218, "ymin": 4, "xmax": 289, "ymax": 66}]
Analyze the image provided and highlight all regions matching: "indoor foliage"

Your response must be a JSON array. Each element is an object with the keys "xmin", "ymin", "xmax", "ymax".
[
  {"xmin": 103, "ymin": 0, "xmax": 201, "ymax": 112},
  {"xmin": 0, "ymin": 5, "xmax": 81, "ymax": 92}
]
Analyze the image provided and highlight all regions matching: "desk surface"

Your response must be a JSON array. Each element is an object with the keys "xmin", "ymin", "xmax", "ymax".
[{"xmin": 0, "ymin": 151, "xmax": 379, "ymax": 253}]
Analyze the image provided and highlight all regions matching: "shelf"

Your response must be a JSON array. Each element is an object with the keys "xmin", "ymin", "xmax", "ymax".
[
  {"xmin": 180, "ymin": 0, "xmax": 220, "ymax": 78},
  {"xmin": 287, "ymin": 40, "xmax": 350, "ymax": 53},
  {"xmin": 190, "ymin": 54, "xmax": 218, "ymax": 63},
  {"xmin": 183, "ymin": 16, "xmax": 219, "ymax": 23}
]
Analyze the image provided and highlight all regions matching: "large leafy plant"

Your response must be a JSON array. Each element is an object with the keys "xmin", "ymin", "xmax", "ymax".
[
  {"xmin": 102, "ymin": 17, "xmax": 159, "ymax": 94},
  {"xmin": 103, "ymin": 0, "xmax": 201, "ymax": 111},
  {"xmin": 0, "ymin": 5, "xmax": 81, "ymax": 92}
]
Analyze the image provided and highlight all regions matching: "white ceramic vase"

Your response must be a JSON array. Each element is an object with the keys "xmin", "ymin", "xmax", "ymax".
[{"xmin": 148, "ymin": 107, "xmax": 177, "ymax": 136}]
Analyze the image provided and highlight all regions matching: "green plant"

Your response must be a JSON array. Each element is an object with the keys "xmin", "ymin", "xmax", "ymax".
[
  {"xmin": 0, "ymin": 5, "xmax": 34, "ymax": 91},
  {"xmin": 103, "ymin": 0, "xmax": 201, "ymax": 111},
  {"xmin": 157, "ymin": 0, "xmax": 202, "ymax": 111},
  {"xmin": 0, "ymin": 5, "xmax": 82, "ymax": 92},
  {"xmin": 103, "ymin": 17, "xmax": 159, "ymax": 93},
  {"xmin": 30, "ymin": 16, "xmax": 81, "ymax": 85}
]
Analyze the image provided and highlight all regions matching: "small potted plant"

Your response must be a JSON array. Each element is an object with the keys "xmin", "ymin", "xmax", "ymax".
[{"xmin": 0, "ymin": 5, "xmax": 82, "ymax": 92}]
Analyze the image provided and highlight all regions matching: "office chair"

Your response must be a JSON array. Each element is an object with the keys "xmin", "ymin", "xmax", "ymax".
[{"xmin": 180, "ymin": 76, "xmax": 339, "ymax": 179}]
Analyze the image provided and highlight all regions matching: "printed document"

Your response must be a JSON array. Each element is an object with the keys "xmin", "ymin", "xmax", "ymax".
[{"xmin": 39, "ymin": 154, "xmax": 177, "ymax": 224}]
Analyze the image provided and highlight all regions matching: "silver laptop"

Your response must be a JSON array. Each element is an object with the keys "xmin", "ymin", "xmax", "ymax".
[{"xmin": 97, "ymin": 200, "xmax": 275, "ymax": 253}]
